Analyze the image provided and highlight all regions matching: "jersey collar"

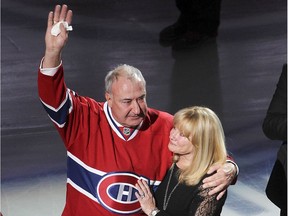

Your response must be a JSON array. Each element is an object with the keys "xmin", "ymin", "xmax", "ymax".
[{"xmin": 103, "ymin": 102, "xmax": 142, "ymax": 141}]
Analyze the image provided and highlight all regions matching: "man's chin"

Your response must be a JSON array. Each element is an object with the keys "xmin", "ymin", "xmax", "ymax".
[{"xmin": 126, "ymin": 118, "xmax": 143, "ymax": 128}]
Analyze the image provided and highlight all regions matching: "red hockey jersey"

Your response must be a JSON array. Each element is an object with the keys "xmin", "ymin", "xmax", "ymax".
[{"xmin": 38, "ymin": 65, "xmax": 173, "ymax": 215}]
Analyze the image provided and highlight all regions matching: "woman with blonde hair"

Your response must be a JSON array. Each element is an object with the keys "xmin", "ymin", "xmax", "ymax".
[{"xmin": 136, "ymin": 106, "xmax": 229, "ymax": 216}]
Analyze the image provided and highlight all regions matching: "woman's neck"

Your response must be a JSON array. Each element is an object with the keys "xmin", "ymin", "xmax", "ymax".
[{"xmin": 176, "ymin": 153, "xmax": 193, "ymax": 170}]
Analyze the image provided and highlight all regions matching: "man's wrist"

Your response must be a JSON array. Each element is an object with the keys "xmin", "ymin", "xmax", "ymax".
[
  {"xmin": 226, "ymin": 160, "xmax": 239, "ymax": 176},
  {"xmin": 43, "ymin": 51, "xmax": 61, "ymax": 68},
  {"xmin": 40, "ymin": 57, "xmax": 62, "ymax": 76}
]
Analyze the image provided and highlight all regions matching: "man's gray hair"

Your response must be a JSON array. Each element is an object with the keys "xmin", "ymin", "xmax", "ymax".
[{"xmin": 105, "ymin": 64, "xmax": 146, "ymax": 93}]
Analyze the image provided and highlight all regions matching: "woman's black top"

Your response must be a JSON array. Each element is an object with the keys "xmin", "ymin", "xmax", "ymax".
[{"xmin": 154, "ymin": 165, "xmax": 227, "ymax": 216}]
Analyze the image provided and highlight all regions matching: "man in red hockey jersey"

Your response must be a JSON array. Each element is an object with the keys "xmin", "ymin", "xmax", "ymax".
[{"xmin": 38, "ymin": 5, "xmax": 238, "ymax": 216}]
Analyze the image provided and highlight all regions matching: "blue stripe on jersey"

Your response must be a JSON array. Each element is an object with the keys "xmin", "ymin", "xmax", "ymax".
[
  {"xmin": 67, "ymin": 154, "xmax": 102, "ymax": 199},
  {"xmin": 41, "ymin": 97, "xmax": 71, "ymax": 126}
]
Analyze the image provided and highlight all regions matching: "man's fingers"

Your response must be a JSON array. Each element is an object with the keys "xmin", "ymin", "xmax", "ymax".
[
  {"xmin": 207, "ymin": 183, "xmax": 225, "ymax": 196},
  {"xmin": 207, "ymin": 163, "xmax": 221, "ymax": 174},
  {"xmin": 216, "ymin": 190, "xmax": 226, "ymax": 200},
  {"xmin": 203, "ymin": 169, "xmax": 225, "ymax": 184},
  {"xmin": 47, "ymin": 11, "xmax": 54, "ymax": 27},
  {"xmin": 52, "ymin": 5, "xmax": 72, "ymax": 25},
  {"xmin": 53, "ymin": 5, "xmax": 61, "ymax": 23},
  {"xmin": 202, "ymin": 163, "xmax": 233, "ymax": 198},
  {"xmin": 66, "ymin": 10, "xmax": 73, "ymax": 25},
  {"xmin": 202, "ymin": 175, "xmax": 213, "ymax": 184},
  {"xmin": 59, "ymin": 4, "xmax": 68, "ymax": 21},
  {"xmin": 203, "ymin": 175, "xmax": 223, "ymax": 188}
]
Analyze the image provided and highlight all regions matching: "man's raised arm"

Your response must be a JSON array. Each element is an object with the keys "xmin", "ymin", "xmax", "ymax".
[{"xmin": 42, "ymin": 4, "xmax": 73, "ymax": 68}]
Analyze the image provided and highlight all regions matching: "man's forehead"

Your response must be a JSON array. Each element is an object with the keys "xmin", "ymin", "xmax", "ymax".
[
  {"xmin": 113, "ymin": 75, "xmax": 142, "ymax": 83},
  {"xmin": 112, "ymin": 77, "xmax": 145, "ymax": 90}
]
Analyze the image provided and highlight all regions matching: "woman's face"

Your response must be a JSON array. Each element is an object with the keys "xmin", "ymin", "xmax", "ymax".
[{"xmin": 168, "ymin": 127, "xmax": 194, "ymax": 156}]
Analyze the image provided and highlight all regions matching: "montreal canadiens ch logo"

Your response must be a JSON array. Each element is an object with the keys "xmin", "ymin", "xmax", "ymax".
[{"xmin": 97, "ymin": 172, "xmax": 149, "ymax": 214}]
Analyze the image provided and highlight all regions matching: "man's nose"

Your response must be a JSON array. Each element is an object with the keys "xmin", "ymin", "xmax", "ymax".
[{"xmin": 131, "ymin": 100, "xmax": 140, "ymax": 114}]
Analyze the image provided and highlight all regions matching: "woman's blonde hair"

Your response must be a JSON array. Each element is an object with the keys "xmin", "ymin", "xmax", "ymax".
[{"xmin": 173, "ymin": 106, "xmax": 227, "ymax": 186}]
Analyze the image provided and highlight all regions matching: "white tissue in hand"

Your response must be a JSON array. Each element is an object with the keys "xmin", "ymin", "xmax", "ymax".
[{"xmin": 51, "ymin": 21, "xmax": 73, "ymax": 36}]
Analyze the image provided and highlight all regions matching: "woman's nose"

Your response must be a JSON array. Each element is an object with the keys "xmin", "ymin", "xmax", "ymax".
[{"xmin": 169, "ymin": 128, "xmax": 177, "ymax": 140}]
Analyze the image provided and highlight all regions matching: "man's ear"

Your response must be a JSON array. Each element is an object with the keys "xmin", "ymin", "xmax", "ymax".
[{"xmin": 105, "ymin": 92, "xmax": 112, "ymax": 107}]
